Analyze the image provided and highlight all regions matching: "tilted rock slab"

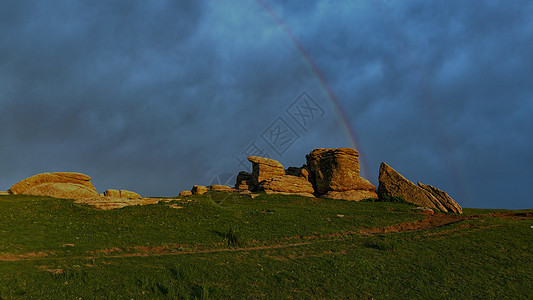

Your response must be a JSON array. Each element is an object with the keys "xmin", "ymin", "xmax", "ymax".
[
  {"xmin": 258, "ymin": 175, "xmax": 315, "ymax": 198},
  {"xmin": 417, "ymin": 182, "xmax": 463, "ymax": 214},
  {"xmin": 306, "ymin": 148, "xmax": 377, "ymax": 201},
  {"xmin": 378, "ymin": 162, "xmax": 463, "ymax": 214},
  {"xmin": 9, "ymin": 172, "xmax": 99, "ymax": 200},
  {"xmin": 248, "ymin": 156, "xmax": 286, "ymax": 187}
]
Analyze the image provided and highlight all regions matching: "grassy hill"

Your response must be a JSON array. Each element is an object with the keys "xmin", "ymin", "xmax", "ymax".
[{"xmin": 1, "ymin": 193, "xmax": 532, "ymax": 299}]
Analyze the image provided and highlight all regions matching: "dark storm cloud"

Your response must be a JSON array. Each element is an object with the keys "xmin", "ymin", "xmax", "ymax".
[
  {"xmin": 1, "ymin": 1, "xmax": 531, "ymax": 208},
  {"xmin": 273, "ymin": 0, "xmax": 533, "ymax": 208}
]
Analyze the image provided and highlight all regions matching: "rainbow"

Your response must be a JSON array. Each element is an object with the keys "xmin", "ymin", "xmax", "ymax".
[{"xmin": 256, "ymin": 1, "xmax": 372, "ymax": 180}]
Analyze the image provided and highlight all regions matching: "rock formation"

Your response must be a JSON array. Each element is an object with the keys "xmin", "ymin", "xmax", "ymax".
[
  {"xmin": 192, "ymin": 185, "xmax": 208, "ymax": 195},
  {"xmin": 103, "ymin": 189, "xmax": 141, "ymax": 199},
  {"xmin": 248, "ymin": 156, "xmax": 285, "ymax": 187},
  {"xmin": 209, "ymin": 185, "xmax": 233, "ymax": 192},
  {"xmin": 22, "ymin": 182, "xmax": 99, "ymax": 200},
  {"xmin": 179, "ymin": 190, "xmax": 192, "ymax": 197},
  {"xmin": 417, "ymin": 182, "xmax": 463, "ymax": 214},
  {"xmin": 235, "ymin": 171, "xmax": 255, "ymax": 191},
  {"xmin": 9, "ymin": 172, "xmax": 99, "ymax": 200},
  {"xmin": 377, "ymin": 162, "xmax": 463, "ymax": 214},
  {"xmin": 305, "ymin": 148, "xmax": 377, "ymax": 201},
  {"xmin": 230, "ymin": 148, "xmax": 377, "ymax": 200},
  {"xmin": 258, "ymin": 175, "xmax": 315, "ymax": 197},
  {"xmin": 285, "ymin": 166, "xmax": 310, "ymax": 180}
]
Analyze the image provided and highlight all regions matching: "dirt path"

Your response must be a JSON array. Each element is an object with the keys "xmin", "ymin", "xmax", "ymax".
[{"xmin": 1, "ymin": 212, "xmax": 529, "ymax": 262}]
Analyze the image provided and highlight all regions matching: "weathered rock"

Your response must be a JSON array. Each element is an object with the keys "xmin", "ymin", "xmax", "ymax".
[
  {"xmin": 248, "ymin": 156, "xmax": 285, "ymax": 186},
  {"xmin": 103, "ymin": 189, "xmax": 141, "ymax": 199},
  {"xmin": 210, "ymin": 184, "xmax": 233, "ymax": 192},
  {"xmin": 321, "ymin": 190, "xmax": 378, "ymax": 201},
  {"xmin": 103, "ymin": 189, "xmax": 121, "ymax": 198},
  {"xmin": 235, "ymin": 171, "xmax": 255, "ymax": 191},
  {"xmin": 179, "ymin": 190, "xmax": 192, "ymax": 197},
  {"xmin": 192, "ymin": 185, "xmax": 208, "ymax": 195},
  {"xmin": 306, "ymin": 148, "xmax": 363, "ymax": 194},
  {"xmin": 258, "ymin": 175, "xmax": 315, "ymax": 198},
  {"xmin": 23, "ymin": 182, "xmax": 99, "ymax": 200},
  {"xmin": 378, "ymin": 162, "xmax": 462, "ymax": 214},
  {"xmin": 9, "ymin": 172, "xmax": 97, "ymax": 195},
  {"xmin": 305, "ymin": 148, "xmax": 377, "ymax": 201},
  {"xmin": 417, "ymin": 182, "xmax": 463, "ymax": 214},
  {"xmin": 285, "ymin": 166, "xmax": 310, "ymax": 181},
  {"xmin": 120, "ymin": 190, "xmax": 141, "ymax": 199}
]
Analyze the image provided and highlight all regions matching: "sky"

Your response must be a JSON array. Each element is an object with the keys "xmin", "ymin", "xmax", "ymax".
[{"xmin": 1, "ymin": 0, "xmax": 532, "ymax": 209}]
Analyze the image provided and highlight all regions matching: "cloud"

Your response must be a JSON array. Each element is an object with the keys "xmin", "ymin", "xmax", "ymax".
[{"xmin": 0, "ymin": 0, "xmax": 531, "ymax": 208}]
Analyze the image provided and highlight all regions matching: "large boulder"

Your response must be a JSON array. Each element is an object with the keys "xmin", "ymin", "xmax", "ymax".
[
  {"xmin": 248, "ymin": 156, "xmax": 285, "ymax": 187},
  {"xmin": 23, "ymin": 182, "xmax": 99, "ymax": 200},
  {"xmin": 378, "ymin": 162, "xmax": 463, "ymax": 214},
  {"xmin": 258, "ymin": 175, "xmax": 315, "ymax": 198},
  {"xmin": 305, "ymin": 148, "xmax": 377, "ymax": 201},
  {"xmin": 306, "ymin": 148, "xmax": 361, "ymax": 193},
  {"xmin": 9, "ymin": 172, "xmax": 97, "ymax": 195},
  {"xmin": 9, "ymin": 172, "xmax": 99, "ymax": 200}
]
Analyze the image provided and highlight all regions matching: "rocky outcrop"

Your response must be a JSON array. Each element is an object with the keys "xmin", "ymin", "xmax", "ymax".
[
  {"xmin": 235, "ymin": 171, "xmax": 255, "ymax": 191},
  {"xmin": 120, "ymin": 190, "xmax": 141, "ymax": 199},
  {"xmin": 23, "ymin": 182, "xmax": 99, "ymax": 200},
  {"xmin": 103, "ymin": 189, "xmax": 121, "ymax": 198},
  {"xmin": 248, "ymin": 156, "xmax": 285, "ymax": 187},
  {"xmin": 209, "ymin": 185, "xmax": 233, "ymax": 192},
  {"xmin": 305, "ymin": 148, "xmax": 377, "ymax": 201},
  {"xmin": 417, "ymin": 182, "xmax": 463, "ymax": 214},
  {"xmin": 258, "ymin": 175, "xmax": 315, "ymax": 197},
  {"xmin": 285, "ymin": 166, "xmax": 310, "ymax": 181},
  {"xmin": 103, "ymin": 189, "xmax": 141, "ymax": 199},
  {"xmin": 9, "ymin": 172, "xmax": 99, "ymax": 200},
  {"xmin": 9, "ymin": 172, "xmax": 97, "ymax": 195},
  {"xmin": 377, "ymin": 162, "xmax": 462, "ymax": 214},
  {"xmin": 179, "ymin": 190, "xmax": 192, "ymax": 197},
  {"xmin": 192, "ymin": 185, "xmax": 208, "ymax": 195}
]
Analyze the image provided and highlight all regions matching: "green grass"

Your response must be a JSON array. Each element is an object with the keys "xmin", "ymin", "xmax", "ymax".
[{"xmin": 0, "ymin": 193, "xmax": 531, "ymax": 299}]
